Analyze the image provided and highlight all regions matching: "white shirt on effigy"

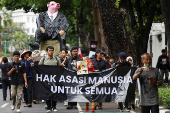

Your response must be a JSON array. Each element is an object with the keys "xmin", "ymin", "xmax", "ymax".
[{"xmin": 47, "ymin": 11, "xmax": 58, "ymax": 21}]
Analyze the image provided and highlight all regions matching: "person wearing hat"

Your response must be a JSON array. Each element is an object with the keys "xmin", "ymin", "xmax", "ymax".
[
  {"xmin": 114, "ymin": 52, "xmax": 131, "ymax": 112},
  {"xmin": 91, "ymin": 49, "xmax": 110, "ymax": 110},
  {"xmin": 101, "ymin": 51, "xmax": 106, "ymax": 60},
  {"xmin": 64, "ymin": 46, "xmax": 82, "ymax": 109},
  {"xmin": 20, "ymin": 50, "xmax": 34, "ymax": 108}
]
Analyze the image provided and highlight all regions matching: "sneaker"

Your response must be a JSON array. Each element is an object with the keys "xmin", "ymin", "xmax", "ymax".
[
  {"xmin": 3, "ymin": 98, "xmax": 6, "ymax": 101},
  {"xmin": 120, "ymin": 110, "xmax": 124, "ymax": 112},
  {"xmin": 17, "ymin": 109, "xmax": 21, "ymax": 113},
  {"xmin": 53, "ymin": 108, "xmax": 57, "ymax": 112},
  {"xmin": 45, "ymin": 105, "xmax": 47, "ymax": 109},
  {"xmin": 64, "ymin": 101, "xmax": 68, "ymax": 106},
  {"xmin": 11, "ymin": 105, "xmax": 15, "ymax": 111},
  {"xmin": 46, "ymin": 110, "xmax": 51, "ymax": 113},
  {"xmin": 124, "ymin": 108, "xmax": 130, "ymax": 112}
]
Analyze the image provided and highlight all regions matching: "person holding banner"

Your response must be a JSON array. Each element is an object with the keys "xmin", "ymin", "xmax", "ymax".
[
  {"xmin": 65, "ymin": 46, "xmax": 82, "ymax": 109},
  {"xmin": 7, "ymin": 51, "xmax": 28, "ymax": 113},
  {"xmin": 38, "ymin": 46, "xmax": 61, "ymax": 113},
  {"xmin": 114, "ymin": 52, "xmax": 131, "ymax": 112},
  {"xmin": 91, "ymin": 49, "xmax": 110, "ymax": 110},
  {"xmin": 20, "ymin": 50, "xmax": 34, "ymax": 108},
  {"xmin": 133, "ymin": 53, "xmax": 162, "ymax": 113}
]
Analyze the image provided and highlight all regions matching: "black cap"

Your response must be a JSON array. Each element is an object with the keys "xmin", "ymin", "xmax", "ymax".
[
  {"xmin": 119, "ymin": 52, "xmax": 127, "ymax": 59},
  {"xmin": 95, "ymin": 49, "xmax": 102, "ymax": 53}
]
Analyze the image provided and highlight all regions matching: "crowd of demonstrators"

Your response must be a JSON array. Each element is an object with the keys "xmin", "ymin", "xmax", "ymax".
[
  {"xmin": 133, "ymin": 53, "xmax": 162, "ymax": 113},
  {"xmin": 7, "ymin": 51, "xmax": 28, "ymax": 113},
  {"xmin": 39, "ymin": 46, "xmax": 61, "ymax": 112},
  {"xmin": 0, "ymin": 45, "xmax": 166, "ymax": 113},
  {"xmin": 0, "ymin": 57, "xmax": 11, "ymax": 101},
  {"xmin": 20, "ymin": 50, "xmax": 34, "ymax": 108},
  {"xmin": 156, "ymin": 49, "xmax": 169, "ymax": 84}
]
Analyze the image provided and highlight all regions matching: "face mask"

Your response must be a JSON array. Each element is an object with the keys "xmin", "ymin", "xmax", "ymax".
[{"xmin": 144, "ymin": 64, "xmax": 151, "ymax": 69}]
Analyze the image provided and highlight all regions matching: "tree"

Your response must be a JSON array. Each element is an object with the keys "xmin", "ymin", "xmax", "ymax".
[
  {"xmin": 97, "ymin": 0, "xmax": 162, "ymax": 64},
  {"xmin": 160, "ymin": 0, "xmax": 170, "ymax": 56}
]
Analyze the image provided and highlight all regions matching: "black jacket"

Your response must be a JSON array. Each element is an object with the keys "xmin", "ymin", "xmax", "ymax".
[
  {"xmin": 65, "ymin": 56, "xmax": 82, "ymax": 70},
  {"xmin": 37, "ymin": 12, "xmax": 69, "ymax": 40},
  {"xmin": 0, "ymin": 63, "xmax": 8, "ymax": 80},
  {"xmin": 156, "ymin": 55, "xmax": 169, "ymax": 70},
  {"xmin": 91, "ymin": 58, "xmax": 110, "ymax": 71}
]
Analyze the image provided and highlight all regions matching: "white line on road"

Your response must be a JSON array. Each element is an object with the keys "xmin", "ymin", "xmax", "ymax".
[
  {"xmin": 77, "ymin": 103, "xmax": 83, "ymax": 113},
  {"xmin": 1, "ymin": 103, "xmax": 9, "ymax": 108}
]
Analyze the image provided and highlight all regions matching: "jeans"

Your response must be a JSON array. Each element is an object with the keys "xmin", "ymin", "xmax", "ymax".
[
  {"xmin": 11, "ymin": 85, "xmax": 24, "ymax": 109},
  {"xmin": 2, "ymin": 79, "xmax": 11, "ymax": 99},
  {"xmin": 23, "ymin": 78, "xmax": 32, "ymax": 104},
  {"xmin": 160, "ymin": 70, "xmax": 169, "ymax": 83}
]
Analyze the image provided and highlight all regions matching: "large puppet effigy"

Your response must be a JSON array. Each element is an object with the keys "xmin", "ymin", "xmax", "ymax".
[{"xmin": 29, "ymin": 1, "xmax": 69, "ymax": 50}]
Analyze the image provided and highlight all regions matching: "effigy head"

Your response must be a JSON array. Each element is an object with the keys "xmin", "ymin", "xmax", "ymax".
[{"xmin": 47, "ymin": 1, "xmax": 60, "ymax": 10}]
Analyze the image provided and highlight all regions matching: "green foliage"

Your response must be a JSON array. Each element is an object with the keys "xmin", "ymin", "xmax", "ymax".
[
  {"xmin": 115, "ymin": 0, "xmax": 120, "ymax": 8},
  {"xmin": 158, "ymin": 86, "xmax": 170, "ymax": 109}
]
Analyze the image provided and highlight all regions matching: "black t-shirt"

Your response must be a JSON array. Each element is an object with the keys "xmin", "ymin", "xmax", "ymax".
[
  {"xmin": 91, "ymin": 58, "xmax": 110, "ymax": 71},
  {"xmin": 0, "ymin": 63, "xmax": 8, "ymax": 80},
  {"xmin": 7, "ymin": 62, "xmax": 26, "ymax": 85},
  {"xmin": 156, "ymin": 55, "xmax": 169, "ymax": 70}
]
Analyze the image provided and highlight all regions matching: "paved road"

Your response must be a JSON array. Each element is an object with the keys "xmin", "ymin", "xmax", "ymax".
[{"xmin": 0, "ymin": 88, "xmax": 133, "ymax": 113}]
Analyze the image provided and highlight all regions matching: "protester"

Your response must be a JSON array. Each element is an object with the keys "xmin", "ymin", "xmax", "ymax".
[
  {"xmin": 7, "ymin": 51, "xmax": 28, "ymax": 113},
  {"xmin": 0, "ymin": 57, "xmax": 11, "ymax": 101},
  {"xmin": 60, "ymin": 49, "xmax": 68, "ymax": 67},
  {"xmin": 39, "ymin": 46, "xmax": 61, "ymax": 112},
  {"xmin": 105, "ymin": 55, "xmax": 111, "ymax": 67},
  {"xmin": 91, "ymin": 49, "xmax": 109, "ymax": 71},
  {"xmin": 156, "ymin": 49, "xmax": 169, "ymax": 84},
  {"xmin": 114, "ymin": 52, "xmax": 131, "ymax": 112},
  {"xmin": 60, "ymin": 49, "xmax": 68, "ymax": 106},
  {"xmin": 85, "ymin": 60, "xmax": 98, "ymax": 112},
  {"xmin": 101, "ymin": 51, "xmax": 106, "ymax": 60},
  {"xmin": 91, "ymin": 49, "xmax": 110, "ymax": 110},
  {"xmin": 133, "ymin": 53, "xmax": 162, "ymax": 113},
  {"xmin": 64, "ymin": 46, "xmax": 82, "ymax": 109},
  {"xmin": 126, "ymin": 56, "xmax": 137, "ymax": 110},
  {"xmin": 20, "ymin": 50, "xmax": 34, "ymax": 107}
]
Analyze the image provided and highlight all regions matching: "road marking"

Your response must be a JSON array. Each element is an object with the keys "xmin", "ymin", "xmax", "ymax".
[
  {"xmin": 77, "ymin": 103, "xmax": 83, "ymax": 113},
  {"xmin": 1, "ymin": 103, "xmax": 9, "ymax": 108}
]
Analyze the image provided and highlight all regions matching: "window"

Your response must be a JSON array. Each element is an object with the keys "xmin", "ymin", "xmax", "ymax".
[
  {"xmin": 32, "ymin": 28, "xmax": 34, "ymax": 33},
  {"xmin": 32, "ymin": 17, "xmax": 34, "ymax": 23},
  {"xmin": 27, "ymin": 28, "xmax": 29, "ymax": 33},
  {"xmin": 27, "ymin": 17, "xmax": 29, "ymax": 23}
]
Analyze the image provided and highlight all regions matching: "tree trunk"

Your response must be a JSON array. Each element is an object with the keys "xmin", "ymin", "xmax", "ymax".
[{"xmin": 97, "ymin": 0, "xmax": 136, "ymax": 61}]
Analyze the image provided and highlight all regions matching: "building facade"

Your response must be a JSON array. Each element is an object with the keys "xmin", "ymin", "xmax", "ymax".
[
  {"xmin": 147, "ymin": 22, "xmax": 168, "ymax": 67},
  {"xmin": 1, "ymin": 9, "xmax": 38, "ymax": 36}
]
